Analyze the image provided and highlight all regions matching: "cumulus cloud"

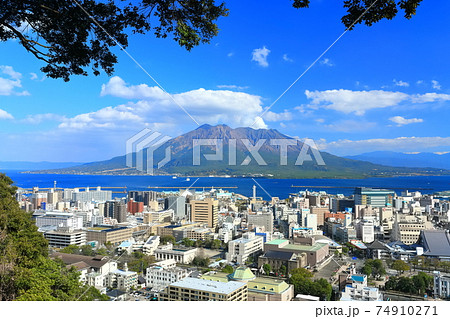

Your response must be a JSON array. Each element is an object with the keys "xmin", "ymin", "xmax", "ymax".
[
  {"xmin": 432, "ymin": 80, "xmax": 441, "ymax": 90},
  {"xmin": 0, "ymin": 65, "xmax": 29, "ymax": 96},
  {"xmin": 263, "ymin": 110, "xmax": 292, "ymax": 122},
  {"xmin": 389, "ymin": 116, "xmax": 423, "ymax": 126},
  {"xmin": 318, "ymin": 136, "xmax": 450, "ymax": 156},
  {"xmin": 251, "ymin": 46, "xmax": 270, "ymax": 67},
  {"xmin": 393, "ymin": 79, "xmax": 409, "ymax": 87},
  {"xmin": 304, "ymin": 89, "xmax": 450, "ymax": 115},
  {"xmin": 0, "ymin": 108, "xmax": 14, "ymax": 120},
  {"xmin": 61, "ymin": 76, "xmax": 292, "ymax": 131}
]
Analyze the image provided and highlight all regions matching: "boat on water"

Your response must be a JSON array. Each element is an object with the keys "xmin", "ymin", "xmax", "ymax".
[{"xmin": 185, "ymin": 178, "xmax": 191, "ymax": 181}]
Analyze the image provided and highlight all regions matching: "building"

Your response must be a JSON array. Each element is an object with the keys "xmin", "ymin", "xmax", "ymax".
[
  {"xmin": 263, "ymin": 238, "xmax": 329, "ymax": 267},
  {"xmin": 159, "ymin": 277, "xmax": 248, "ymax": 301},
  {"xmin": 146, "ymin": 259, "xmax": 191, "ymax": 291},
  {"xmin": 105, "ymin": 265, "xmax": 138, "ymax": 291},
  {"xmin": 85, "ymin": 226, "xmax": 133, "ymax": 245},
  {"xmin": 72, "ymin": 187, "xmax": 112, "ymax": 202},
  {"xmin": 420, "ymin": 230, "xmax": 450, "ymax": 260},
  {"xmin": 357, "ymin": 220, "xmax": 375, "ymax": 243},
  {"xmin": 340, "ymin": 274, "xmax": 383, "ymax": 301},
  {"xmin": 391, "ymin": 214, "xmax": 431, "ymax": 245},
  {"xmin": 127, "ymin": 199, "xmax": 144, "ymax": 214},
  {"xmin": 35, "ymin": 211, "xmax": 83, "ymax": 230},
  {"xmin": 165, "ymin": 196, "xmax": 186, "ymax": 220},
  {"xmin": 201, "ymin": 266, "xmax": 294, "ymax": 301},
  {"xmin": 143, "ymin": 235, "xmax": 160, "ymax": 255},
  {"xmin": 144, "ymin": 209, "xmax": 174, "ymax": 224},
  {"xmin": 154, "ymin": 244, "xmax": 198, "ymax": 264},
  {"xmin": 247, "ymin": 212, "xmax": 274, "ymax": 233},
  {"xmin": 114, "ymin": 202, "xmax": 127, "ymax": 223},
  {"xmin": 354, "ymin": 187, "xmax": 395, "ymax": 208},
  {"xmin": 433, "ymin": 271, "xmax": 450, "ymax": 299},
  {"xmin": 44, "ymin": 228, "xmax": 86, "ymax": 248},
  {"xmin": 310, "ymin": 207, "xmax": 329, "ymax": 227},
  {"xmin": 128, "ymin": 190, "xmax": 159, "ymax": 206},
  {"xmin": 258, "ymin": 250, "xmax": 307, "ymax": 273},
  {"xmin": 226, "ymin": 232, "xmax": 264, "ymax": 264},
  {"xmin": 190, "ymin": 198, "xmax": 218, "ymax": 229},
  {"xmin": 30, "ymin": 192, "xmax": 47, "ymax": 210}
]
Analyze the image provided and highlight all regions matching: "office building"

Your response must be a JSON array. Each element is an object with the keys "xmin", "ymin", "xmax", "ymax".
[
  {"xmin": 146, "ymin": 260, "xmax": 191, "ymax": 291},
  {"xmin": 44, "ymin": 228, "xmax": 86, "ymax": 248},
  {"xmin": 433, "ymin": 271, "xmax": 450, "ymax": 299},
  {"xmin": 247, "ymin": 212, "xmax": 274, "ymax": 233},
  {"xmin": 72, "ymin": 187, "xmax": 112, "ymax": 202},
  {"xmin": 190, "ymin": 198, "xmax": 219, "ymax": 229},
  {"xmin": 165, "ymin": 196, "xmax": 186, "ymax": 220},
  {"xmin": 354, "ymin": 187, "xmax": 395, "ymax": 208},
  {"xmin": 226, "ymin": 232, "xmax": 264, "ymax": 264}
]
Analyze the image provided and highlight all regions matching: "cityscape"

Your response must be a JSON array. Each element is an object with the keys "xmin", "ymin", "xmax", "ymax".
[
  {"xmin": 1, "ymin": 0, "xmax": 450, "ymax": 315},
  {"xmin": 10, "ymin": 180, "xmax": 450, "ymax": 301}
]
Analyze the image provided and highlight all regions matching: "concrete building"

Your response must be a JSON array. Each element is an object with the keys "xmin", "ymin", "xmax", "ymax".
[
  {"xmin": 143, "ymin": 235, "xmax": 160, "ymax": 255},
  {"xmin": 165, "ymin": 196, "xmax": 186, "ymax": 220},
  {"xmin": 144, "ymin": 209, "xmax": 174, "ymax": 224},
  {"xmin": 433, "ymin": 271, "xmax": 450, "ymax": 299},
  {"xmin": 72, "ymin": 187, "xmax": 112, "ymax": 202},
  {"xmin": 310, "ymin": 207, "xmax": 329, "ymax": 227},
  {"xmin": 226, "ymin": 232, "xmax": 264, "ymax": 264},
  {"xmin": 354, "ymin": 187, "xmax": 395, "ymax": 208},
  {"xmin": 127, "ymin": 199, "xmax": 144, "ymax": 214},
  {"xmin": 247, "ymin": 212, "xmax": 274, "ymax": 233},
  {"xmin": 190, "ymin": 198, "xmax": 218, "ymax": 229},
  {"xmin": 35, "ymin": 211, "xmax": 83, "ymax": 230},
  {"xmin": 105, "ymin": 265, "xmax": 138, "ymax": 291},
  {"xmin": 159, "ymin": 277, "xmax": 248, "ymax": 301},
  {"xmin": 44, "ymin": 228, "xmax": 86, "ymax": 248},
  {"xmin": 391, "ymin": 214, "xmax": 431, "ymax": 245},
  {"xmin": 85, "ymin": 226, "xmax": 133, "ymax": 245},
  {"xmin": 357, "ymin": 220, "xmax": 375, "ymax": 243},
  {"xmin": 202, "ymin": 266, "xmax": 294, "ymax": 301},
  {"xmin": 258, "ymin": 250, "xmax": 307, "ymax": 273},
  {"xmin": 154, "ymin": 244, "xmax": 198, "ymax": 264},
  {"xmin": 263, "ymin": 238, "xmax": 329, "ymax": 267},
  {"xmin": 146, "ymin": 259, "xmax": 191, "ymax": 291},
  {"xmin": 340, "ymin": 274, "xmax": 383, "ymax": 301}
]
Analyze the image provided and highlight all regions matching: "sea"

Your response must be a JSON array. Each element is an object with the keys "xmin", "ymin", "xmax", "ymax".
[{"xmin": 3, "ymin": 170, "xmax": 450, "ymax": 200}]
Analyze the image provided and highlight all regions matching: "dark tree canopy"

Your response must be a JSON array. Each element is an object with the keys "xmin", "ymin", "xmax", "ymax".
[
  {"xmin": 0, "ymin": 0, "xmax": 228, "ymax": 81},
  {"xmin": 292, "ymin": 0, "xmax": 423, "ymax": 29}
]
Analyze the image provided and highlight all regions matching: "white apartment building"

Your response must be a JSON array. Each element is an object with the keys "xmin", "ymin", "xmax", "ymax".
[
  {"xmin": 154, "ymin": 244, "xmax": 198, "ymax": 264},
  {"xmin": 105, "ymin": 265, "xmax": 138, "ymax": 291},
  {"xmin": 43, "ymin": 228, "xmax": 86, "ymax": 248},
  {"xmin": 146, "ymin": 259, "xmax": 191, "ymax": 291},
  {"xmin": 226, "ymin": 232, "xmax": 264, "ymax": 264},
  {"xmin": 340, "ymin": 274, "xmax": 383, "ymax": 301},
  {"xmin": 433, "ymin": 271, "xmax": 450, "ymax": 299},
  {"xmin": 35, "ymin": 211, "xmax": 83, "ymax": 229}
]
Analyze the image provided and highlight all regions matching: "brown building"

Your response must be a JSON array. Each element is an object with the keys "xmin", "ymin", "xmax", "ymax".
[
  {"xmin": 85, "ymin": 226, "xmax": 133, "ymax": 245},
  {"xmin": 258, "ymin": 250, "xmax": 307, "ymax": 273},
  {"xmin": 127, "ymin": 199, "xmax": 144, "ymax": 214},
  {"xmin": 310, "ymin": 207, "xmax": 330, "ymax": 226},
  {"xmin": 190, "ymin": 198, "xmax": 218, "ymax": 229}
]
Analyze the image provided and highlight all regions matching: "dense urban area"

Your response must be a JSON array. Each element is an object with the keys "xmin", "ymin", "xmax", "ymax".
[{"xmin": 7, "ymin": 176, "xmax": 450, "ymax": 301}]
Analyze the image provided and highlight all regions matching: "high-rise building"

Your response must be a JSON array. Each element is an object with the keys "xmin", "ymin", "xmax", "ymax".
[
  {"xmin": 128, "ymin": 191, "xmax": 159, "ymax": 206},
  {"xmin": 190, "ymin": 198, "xmax": 218, "ymax": 228},
  {"xmin": 114, "ymin": 202, "xmax": 127, "ymax": 223},
  {"xmin": 127, "ymin": 199, "xmax": 144, "ymax": 214},
  {"xmin": 354, "ymin": 187, "xmax": 395, "ymax": 208},
  {"xmin": 247, "ymin": 212, "xmax": 274, "ymax": 233},
  {"xmin": 72, "ymin": 187, "xmax": 112, "ymax": 202},
  {"xmin": 165, "ymin": 196, "xmax": 186, "ymax": 220}
]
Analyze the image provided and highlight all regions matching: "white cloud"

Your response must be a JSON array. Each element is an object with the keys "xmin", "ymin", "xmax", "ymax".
[
  {"xmin": 251, "ymin": 46, "xmax": 270, "ymax": 67},
  {"xmin": 323, "ymin": 119, "xmax": 377, "ymax": 133},
  {"xmin": 304, "ymin": 89, "xmax": 450, "ymax": 115},
  {"xmin": 30, "ymin": 73, "xmax": 38, "ymax": 80},
  {"xmin": 317, "ymin": 136, "xmax": 450, "ymax": 156},
  {"xmin": 282, "ymin": 54, "xmax": 293, "ymax": 62},
  {"xmin": 320, "ymin": 58, "xmax": 334, "ymax": 67},
  {"xmin": 0, "ymin": 108, "xmax": 14, "ymax": 120},
  {"xmin": 305, "ymin": 89, "xmax": 408, "ymax": 115},
  {"xmin": 216, "ymin": 84, "xmax": 249, "ymax": 90},
  {"xmin": 227, "ymin": 52, "xmax": 234, "ymax": 57},
  {"xmin": 263, "ymin": 110, "xmax": 292, "ymax": 122},
  {"xmin": 389, "ymin": 116, "xmax": 423, "ymax": 126},
  {"xmin": 393, "ymin": 79, "xmax": 409, "ymax": 87},
  {"xmin": 21, "ymin": 113, "xmax": 67, "ymax": 124},
  {"xmin": 0, "ymin": 66, "xmax": 22, "ymax": 80},
  {"xmin": 432, "ymin": 80, "xmax": 441, "ymax": 90},
  {"xmin": 61, "ymin": 76, "xmax": 293, "ymax": 131},
  {"xmin": 0, "ymin": 65, "xmax": 29, "ymax": 96}
]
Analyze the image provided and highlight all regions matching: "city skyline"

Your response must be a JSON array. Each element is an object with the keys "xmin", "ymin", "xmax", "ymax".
[{"xmin": 1, "ymin": 1, "xmax": 450, "ymax": 162}]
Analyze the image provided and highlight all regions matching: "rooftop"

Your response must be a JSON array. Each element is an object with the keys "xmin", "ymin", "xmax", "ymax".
[
  {"xmin": 422, "ymin": 230, "xmax": 450, "ymax": 257},
  {"xmin": 170, "ymin": 277, "xmax": 246, "ymax": 295}
]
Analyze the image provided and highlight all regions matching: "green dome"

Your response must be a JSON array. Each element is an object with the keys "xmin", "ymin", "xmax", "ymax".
[{"xmin": 229, "ymin": 266, "xmax": 256, "ymax": 282}]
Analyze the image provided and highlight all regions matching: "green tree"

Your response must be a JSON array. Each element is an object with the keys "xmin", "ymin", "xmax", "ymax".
[
  {"xmin": 222, "ymin": 265, "xmax": 234, "ymax": 274},
  {"xmin": 263, "ymin": 264, "xmax": 272, "ymax": 275},
  {"xmin": 181, "ymin": 237, "xmax": 194, "ymax": 247},
  {"xmin": 160, "ymin": 235, "xmax": 176, "ymax": 245},
  {"xmin": 279, "ymin": 265, "xmax": 287, "ymax": 276},
  {"xmin": 80, "ymin": 245, "xmax": 95, "ymax": 256},
  {"xmin": 60, "ymin": 244, "xmax": 81, "ymax": 255},
  {"xmin": 0, "ymin": 173, "xmax": 106, "ymax": 300},
  {"xmin": 391, "ymin": 260, "xmax": 410, "ymax": 274},
  {"xmin": 293, "ymin": 0, "xmax": 422, "ymax": 30},
  {"xmin": 0, "ymin": 0, "xmax": 228, "ymax": 81}
]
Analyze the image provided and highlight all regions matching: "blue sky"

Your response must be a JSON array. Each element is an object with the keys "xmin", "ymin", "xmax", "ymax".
[{"xmin": 1, "ymin": 0, "xmax": 450, "ymax": 162}]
